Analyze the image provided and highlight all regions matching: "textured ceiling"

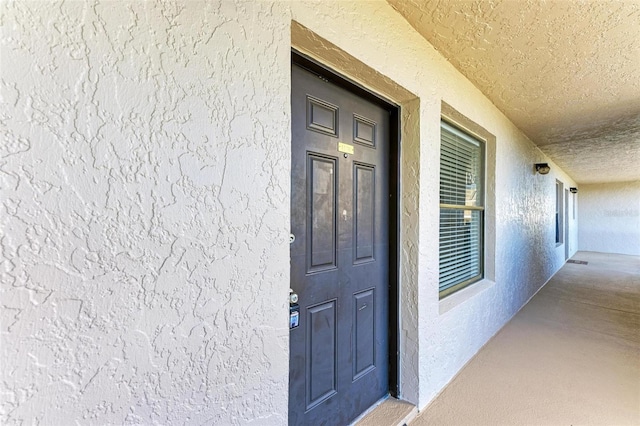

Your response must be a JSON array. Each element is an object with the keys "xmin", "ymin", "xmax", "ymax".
[{"xmin": 388, "ymin": 0, "xmax": 640, "ymax": 184}]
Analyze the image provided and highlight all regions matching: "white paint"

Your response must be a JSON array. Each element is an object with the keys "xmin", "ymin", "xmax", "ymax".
[
  {"xmin": 578, "ymin": 182, "xmax": 640, "ymax": 256},
  {"xmin": 1, "ymin": 0, "xmax": 582, "ymax": 423},
  {"xmin": 1, "ymin": 2, "xmax": 291, "ymax": 424}
]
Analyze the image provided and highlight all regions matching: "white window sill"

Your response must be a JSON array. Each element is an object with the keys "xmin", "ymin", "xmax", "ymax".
[{"xmin": 439, "ymin": 278, "xmax": 495, "ymax": 315}]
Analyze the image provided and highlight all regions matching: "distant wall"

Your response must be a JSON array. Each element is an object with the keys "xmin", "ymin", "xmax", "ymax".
[{"xmin": 578, "ymin": 181, "xmax": 640, "ymax": 255}]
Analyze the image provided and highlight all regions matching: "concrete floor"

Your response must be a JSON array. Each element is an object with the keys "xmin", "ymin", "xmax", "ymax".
[{"xmin": 411, "ymin": 251, "xmax": 640, "ymax": 426}]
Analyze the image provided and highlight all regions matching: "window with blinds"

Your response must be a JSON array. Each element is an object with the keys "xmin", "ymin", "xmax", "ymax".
[
  {"xmin": 439, "ymin": 121, "xmax": 484, "ymax": 298},
  {"xmin": 555, "ymin": 180, "xmax": 563, "ymax": 244}
]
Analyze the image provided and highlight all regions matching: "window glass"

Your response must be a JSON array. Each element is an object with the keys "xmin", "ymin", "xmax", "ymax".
[
  {"xmin": 439, "ymin": 121, "xmax": 484, "ymax": 297},
  {"xmin": 556, "ymin": 180, "xmax": 564, "ymax": 244}
]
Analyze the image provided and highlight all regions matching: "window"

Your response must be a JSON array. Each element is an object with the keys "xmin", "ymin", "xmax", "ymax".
[
  {"xmin": 556, "ymin": 180, "xmax": 564, "ymax": 244},
  {"xmin": 439, "ymin": 121, "xmax": 485, "ymax": 298}
]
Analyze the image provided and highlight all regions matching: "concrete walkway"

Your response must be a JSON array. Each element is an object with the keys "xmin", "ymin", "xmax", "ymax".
[{"xmin": 411, "ymin": 251, "xmax": 640, "ymax": 426}]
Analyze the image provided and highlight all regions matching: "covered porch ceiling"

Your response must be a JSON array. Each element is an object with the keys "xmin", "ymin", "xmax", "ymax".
[{"xmin": 388, "ymin": 0, "xmax": 640, "ymax": 184}]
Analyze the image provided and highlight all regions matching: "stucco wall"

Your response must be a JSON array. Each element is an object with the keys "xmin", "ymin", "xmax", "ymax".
[
  {"xmin": 1, "ymin": 1, "xmax": 290, "ymax": 424},
  {"xmin": 2, "ymin": 0, "xmax": 578, "ymax": 423},
  {"xmin": 289, "ymin": 0, "xmax": 577, "ymax": 409},
  {"xmin": 578, "ymin": 182, "xmax": 640, "ymax": 256}
]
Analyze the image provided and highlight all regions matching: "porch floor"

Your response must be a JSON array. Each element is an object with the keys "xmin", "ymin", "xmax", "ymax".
[{"xmin": 410, "ymin": 251, "xmax": 640, "ymax": 426}]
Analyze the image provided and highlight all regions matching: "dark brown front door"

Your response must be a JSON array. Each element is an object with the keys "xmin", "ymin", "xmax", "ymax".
[{"xmin": 289, "ymin": 61, "xmax": 390, "ymax": 425}]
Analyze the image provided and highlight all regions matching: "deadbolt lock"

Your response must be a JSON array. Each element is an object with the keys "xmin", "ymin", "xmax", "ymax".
[{"xmin": 289, "ymin": 289, "xmax": 300, "ymax": 329}]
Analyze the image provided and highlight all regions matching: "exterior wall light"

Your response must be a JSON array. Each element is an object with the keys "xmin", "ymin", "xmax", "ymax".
[
  {"xmin": 535, "ymin": 163, "xmax": 551, "ymax": 174},
  {"xmin": 570, "ymin": 187, "xmax": 578, "ymax": 193}
]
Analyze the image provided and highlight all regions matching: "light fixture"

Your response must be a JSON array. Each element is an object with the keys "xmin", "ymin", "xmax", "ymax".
[
  {"xmin": 536, "ymin": 163, "xmax": 551, "ymax": 175},
  {"xmin": 535, "ymin": 163, "xmax": 551, "ymax": 175},
  {"xmin": 570, "ymin": 187, "xmax": 578, "ymax": 193}
]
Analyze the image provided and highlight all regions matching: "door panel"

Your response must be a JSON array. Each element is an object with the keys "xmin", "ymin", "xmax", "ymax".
[
  {"xmin": 289, "ymin": 62, "xmax": 390, "ymax": 425},
  {"xmin": 353, "ymin": 289, "xmax": 375, "ymax": 380},
  {"xmin": 308, "ymin": 154, "xmax": 338, "ymax": 272},
  {"xmin": 354, "ymin": 164, "xmax": 375, "ymax": 263},
  {"xmin": 353, "ymin": 114, "xmax": 376, "ymax": 147},
  {"xmin": 306, "ymin": 300, "xmax": 338, "ymax": 409},
  {"xmin": 307, "ymin": 96, "xmax": 339, "ymax": 137}
]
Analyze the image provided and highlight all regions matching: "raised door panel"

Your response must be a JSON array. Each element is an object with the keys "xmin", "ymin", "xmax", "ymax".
[
  {"xmin": 306, "ymin": 300, "xmax": 338, "ymax": 409},
  {"xmin": 353, "ymin": 289, "xmax": 375, "ymax": 380},
  {"xmin": 354, "ymin": 164, "xmax": 375, "ymax": 263},
  {"xmin": 307, "ymin": 154, "xmax": 338, "ymax": 273}
]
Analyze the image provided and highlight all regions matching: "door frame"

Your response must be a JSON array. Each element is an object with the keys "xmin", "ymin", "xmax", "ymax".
[{"xmin": 291, "ymin": 50, "xmax": 401, "ymax": 398}]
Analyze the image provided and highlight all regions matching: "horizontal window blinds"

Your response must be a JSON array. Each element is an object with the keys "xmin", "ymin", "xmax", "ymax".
[{"xmin": 439, "ymin": 121, "xmax": 484, "ymax": 295}]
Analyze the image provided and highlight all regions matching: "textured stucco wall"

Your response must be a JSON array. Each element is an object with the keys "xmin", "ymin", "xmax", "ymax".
[
  {"xmin": 2, "ymin": 0, "xmax": 579, "ymax": 423},
  {"xmin": 578, "ymin": 182, "xmax": 640, "ymax": 255},
  {"xmin": 290, "ymin": 0, "xmax": 577, "ymax": 409},
  {"xmin": 1, "ymin": 1, "xmax": 290, "ymax": 424}
]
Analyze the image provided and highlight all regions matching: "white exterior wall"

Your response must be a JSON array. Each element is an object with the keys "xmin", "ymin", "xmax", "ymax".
[
  {"xmin": 289, "ymin": 0, "xmax": 577, "ymax": 409},
  {"xmin": 1, "ymin": 2, "xmax": 291, "ymax": 424},
  {"xmin": 578, "ymin": 182, "xmax": 640, "ymax": 255},
  {"xmin": 1, "ymin": 0, "xmax": 577, "ymax": 423}
]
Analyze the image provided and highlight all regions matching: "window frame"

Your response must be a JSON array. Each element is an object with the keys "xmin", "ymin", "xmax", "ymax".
[{"xmin": 439, "ymin": 119, "xmax": 486, "ymax": 299}]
